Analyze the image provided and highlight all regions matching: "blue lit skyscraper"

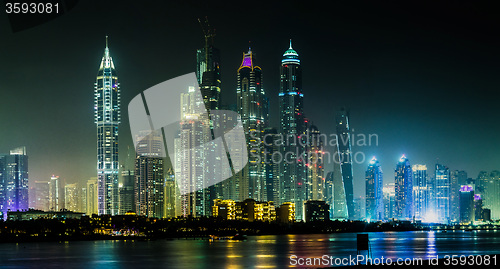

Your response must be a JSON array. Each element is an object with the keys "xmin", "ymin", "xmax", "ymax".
[
  {"xmin": 0, "ymin": 147, "xmax": 29, "ymax": 219},
  {"xmin": 434, "ymin": 163, "xmax": 450, "ymax": 224},
  {"xmin": 412, "ymin": 164, "xmax": 427, "ymax": 220},
  {"xmin": 394, "ymin": 155, "xmax": 413, "ymax": 220},
  {"xmin": 335, "ymin": 107, "xmax": 354, "ymax": 219},
  {"xmin": 94, "ymin": 37, "xmax": 120, "ymax": 215},
  {"xmin": 365, "ymin": 157, "xmax": 383, "ymax": 221},
  {"xmin": 278, "ymin": 40, "xmax": 307, "ymax": 220}
]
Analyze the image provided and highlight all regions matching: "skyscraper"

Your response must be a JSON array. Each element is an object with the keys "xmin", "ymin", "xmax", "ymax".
[
  {"xmin": 33, "ymin": 181, "xmax": 50, "ymax": 211},
  {"xmin": 119, "ymin": 170, "xmax": 134, "ymax": 214},
  {"xmin": 278, "ymin": 40, "xmax": 307, "ymax": 220},
  {"xmin": 237, "ymin": 47, "xmax": 267, "ymax": 201},
  {"xmin": 196, "ymin": 21, "xmax": 221, "ymax": 111},
  {"xmin": 335, "ymin": 108, "xmax": 354, "ymax": 219},
  {"xmin": 134, "ymin": 131, "xmax": 165, "ymax": 218},
  {"xmin": 459, "ymin": 185, "xmax": 474, "ymax": 224},
  {"xmin": 306, "ymin": 124, "xmax": 325, "ymax": 201},
  {"xmin": 484, "ymin": 171, "xmax": 500, "ymax": 220},
  {"xmin": 174, "ymin": 86, "xmax": 211, "ymax": 217},
  {"xmin": 196, "ymin": 24, "xmax": 223, "ymax": 211},
  {"xmin": 394, "ymin": 155, "xmax": 413, "ymax": 220},
  {"xmin": 324, "ymin": 171, "xmax": 334, "ymax": 219},
  {"xmin": 450, "ymin": 170, "xmax": 467, "ymax": 223},
  {"xmin": 64, "ymin": 183, "xmax": 79, "ymax": 212},
  {"xmin": 383, "ymin": 183, "xmax": 395, "ymax": 220},
  {"xmin": 94, "ymin": 37, "xmax": 120, "ymax": 215},
  {"xmin": 0, "ymin": 147, "xmax": 29, "ymax": 218},
  {"xmin": 164, "ymin": 168, "xmax": 177, "ymax": 218},
  {"xmin": 49, "ymin": 175, "xmax": 63, "ymax": 211},
  {"xmin": 86, "ymin": 178, "xmax": 98, "ymax": 216},
  {"xmin": 412, "ymin": 164, "xmax": 427, "ymax": 220},
  {"xmin": 366, "ymin": 157, "xmax": 383, "ymax": 221},
  {"xmin": 263, "ymin": 127, "xmax": 279, "ymax": 203},
  {"xmin": 434, "ymin": 163, "xmax": 450, "ymax": 224}
]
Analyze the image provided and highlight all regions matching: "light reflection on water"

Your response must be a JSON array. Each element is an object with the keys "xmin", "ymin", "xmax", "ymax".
[{"xmin": 0, "ymin": 231, "xmax": 499, "ymax": 268}]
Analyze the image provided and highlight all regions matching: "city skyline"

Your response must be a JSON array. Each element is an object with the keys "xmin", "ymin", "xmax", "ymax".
[{"xmin": 0, "ymin": 1, "xmax": 499, "ymax": 200}]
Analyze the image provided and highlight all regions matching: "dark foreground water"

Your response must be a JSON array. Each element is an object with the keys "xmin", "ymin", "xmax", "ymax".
[{"xmin": 1, "ymin": 231, "xmax": 499, "ymax": 268}]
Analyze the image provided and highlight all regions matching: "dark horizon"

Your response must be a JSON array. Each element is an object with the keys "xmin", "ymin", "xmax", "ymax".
[{"xmin": 0, "ymin": 0, "xmax": 499, "ymax": 198}]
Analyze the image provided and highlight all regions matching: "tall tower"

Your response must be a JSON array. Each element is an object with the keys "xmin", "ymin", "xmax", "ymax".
[
  {"xmin": 434, "ymin": 163, "xmax": 450, "ymax": 224},
  {"xmin": 237, "ymin": 47, "xmax": 267, "ymax": 201},
  {"xmin": 394, "ymin": 155, "xmax": 413, "ymax": 220},
  {"xmin": 0, "ymin": 147, "xmax": 28, "ymax": 218},
  {"xmin": 365, "ymin": 157, "xmax": 384, "ymax": 221},
  {"xmin": 306, "ymin": 124, "xmax": 325, "ymax": 201},
  {"xmin": 412, "ymin": 164, "xmax": 427, "ymax": 220},
  {"xmin": 197, "ymin": 18, "xmax": 223, "ymax": 211},
  {"xmin": 335, "ymin": 107, "xmax": 354, "ymax": 219},
  {"xmin": 196, "ymin": 18, "xmax": 221, "ymax": 111},
  {"xmin": 94, "ymin": 37, "xmax": 120, "ymax": 215},
  {"xmin": 279, "ymin": 40, "xmax": 306, "ymax": 220},
  {"xmin": 174, "ymin": 86, "xmax": 211, "ymax": 217}
]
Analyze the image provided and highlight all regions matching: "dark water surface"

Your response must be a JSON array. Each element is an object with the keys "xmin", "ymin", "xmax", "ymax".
[{"xmin": 1, "ymin": 230, "xmax": 499, "ymax": 268}]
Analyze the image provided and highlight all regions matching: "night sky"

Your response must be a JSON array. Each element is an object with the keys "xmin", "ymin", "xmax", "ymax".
[{"xmin": 0, "ymin": 0, "xmax": 498, "ymax": 197}]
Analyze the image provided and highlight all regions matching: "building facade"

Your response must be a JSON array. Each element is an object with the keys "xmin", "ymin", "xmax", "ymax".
[
  {"xmin": 412, "ymin": 164, "xmax": 427, "ymax": 220},
  {"xmin": 394, "ymin": 155, "xmax": 413, "ymax": 220},
  {"xmin": 459, "ymin": 185, "xmax": 474, "ymax": 224},
  {"xmin": 335, "ymin": 108, "xmax": 355, "ymax": 220},
  {"xmin": 306, "ymin": 124, "xmax": 325, "ymax": 201},
  {"xmin": 237, "ymin": 48, "xmax": 267, "ymax": 202},
  {"xmin": 0, "ymin": 147, "xmax": 29, "ymax": 218},
  {"xmin": 278, "ymin": 40, "xmax": 307, "ymax": 220},
  {"xmin": 434, "ymin": 163, "xmax": 450, "ymax": 224},
  {"xmin": 94, "ymin": 37, "xmax": 120, "ymax": 215},
  {"xmin": 366, "ymin": 157, "xmax": 384, "ymax": 221}
]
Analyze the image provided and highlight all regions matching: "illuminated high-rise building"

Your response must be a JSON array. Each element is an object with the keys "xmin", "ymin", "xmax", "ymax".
[
  {"xmin": 335, "ymin": 108, "xmax": 355, "ymax": 219},
  {"xmin": 434, "ymin": 163, "xmax": 450, "ymax": 224},
  {"xmin": 48, "ymin": 175, "xmax": 62, "ymax": 211},
  {"xmin": 134, "ymin": 130, "xmax": 165, "ymax": 218},
  {"xmin": 0, "ymin": 147, "xmax": 29, "ymax": 218},
  {"xmin": 412, "ymin": 164, "xmax": 427, "ymax": 220},
  {"xmin": 324, "ymin": 171, "xmax": 334, "ymax": 219},
  {"xmin": 33, "ymin": 181, "xmax": 50, "ymax": 211},
  {"xmin": 459, "ymin": 185, "xmax": 474, "ymax": 224},
  {"xmin": 484, "ymin": 171, "xmax": 500, "ymax": 220},
  {"xmin": 394, "ymin": 155, "xmax": 413, "ymax": 220},
  {"xmin": 94, "ymin": 37, "xmax": 120, "ymax": 215},
  {"xmin": 119, "ymin": 170, "xmax": 134, "ymax": 214},
  {"xmin": 196, "ymin": 22, "xmax": 221, "ymax": 111},
  {"xmin": 306, "ymin": 124, "xmax": 325, "ymax": 201},
  {"xmin": 366, "ymin": 157, "xmax": 383, "ymax": 221},
  {"xmin": 174, "ymin": 86, "xmax": 211, "ymax": 217},
  {"xmin": 86, "ymin": 178, "xmax": 98, "ymax": 216},
  {"xmin": 263, "ymin": 127, "xmax": 280, "ymax": 203},
  {"xmin": 450, "ymin": 170, "xmax": 467, "ymax": 223},
  {"xmin": 164, "ymin": 168, "xmax": 177, "ymax": 218},
  {"xmin": 383, "ymin": 183, "xmax": 395, "ymax": 220},
  {"xmin": 278, "ymin": 40, "xmax": 307, "ymax": 220},
  {"xmin": 237, "ymin": 47, "xmax": 267, "ymax": 201},
  {"xmin": 64, "ymin": 183, "xmax": 79, "ymax": 212},
  {"xmin": 196, "ymin": 24, "xmax": 224, "ymax": 211}
]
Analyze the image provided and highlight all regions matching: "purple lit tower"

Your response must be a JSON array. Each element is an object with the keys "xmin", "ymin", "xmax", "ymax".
[
  {"xmin": 0, "ymin": 147, "xmax": 28, "ymax": 219},
  {"xmin": 236, "ymin": 47, "xmax": 268, "ymax": 201}
]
